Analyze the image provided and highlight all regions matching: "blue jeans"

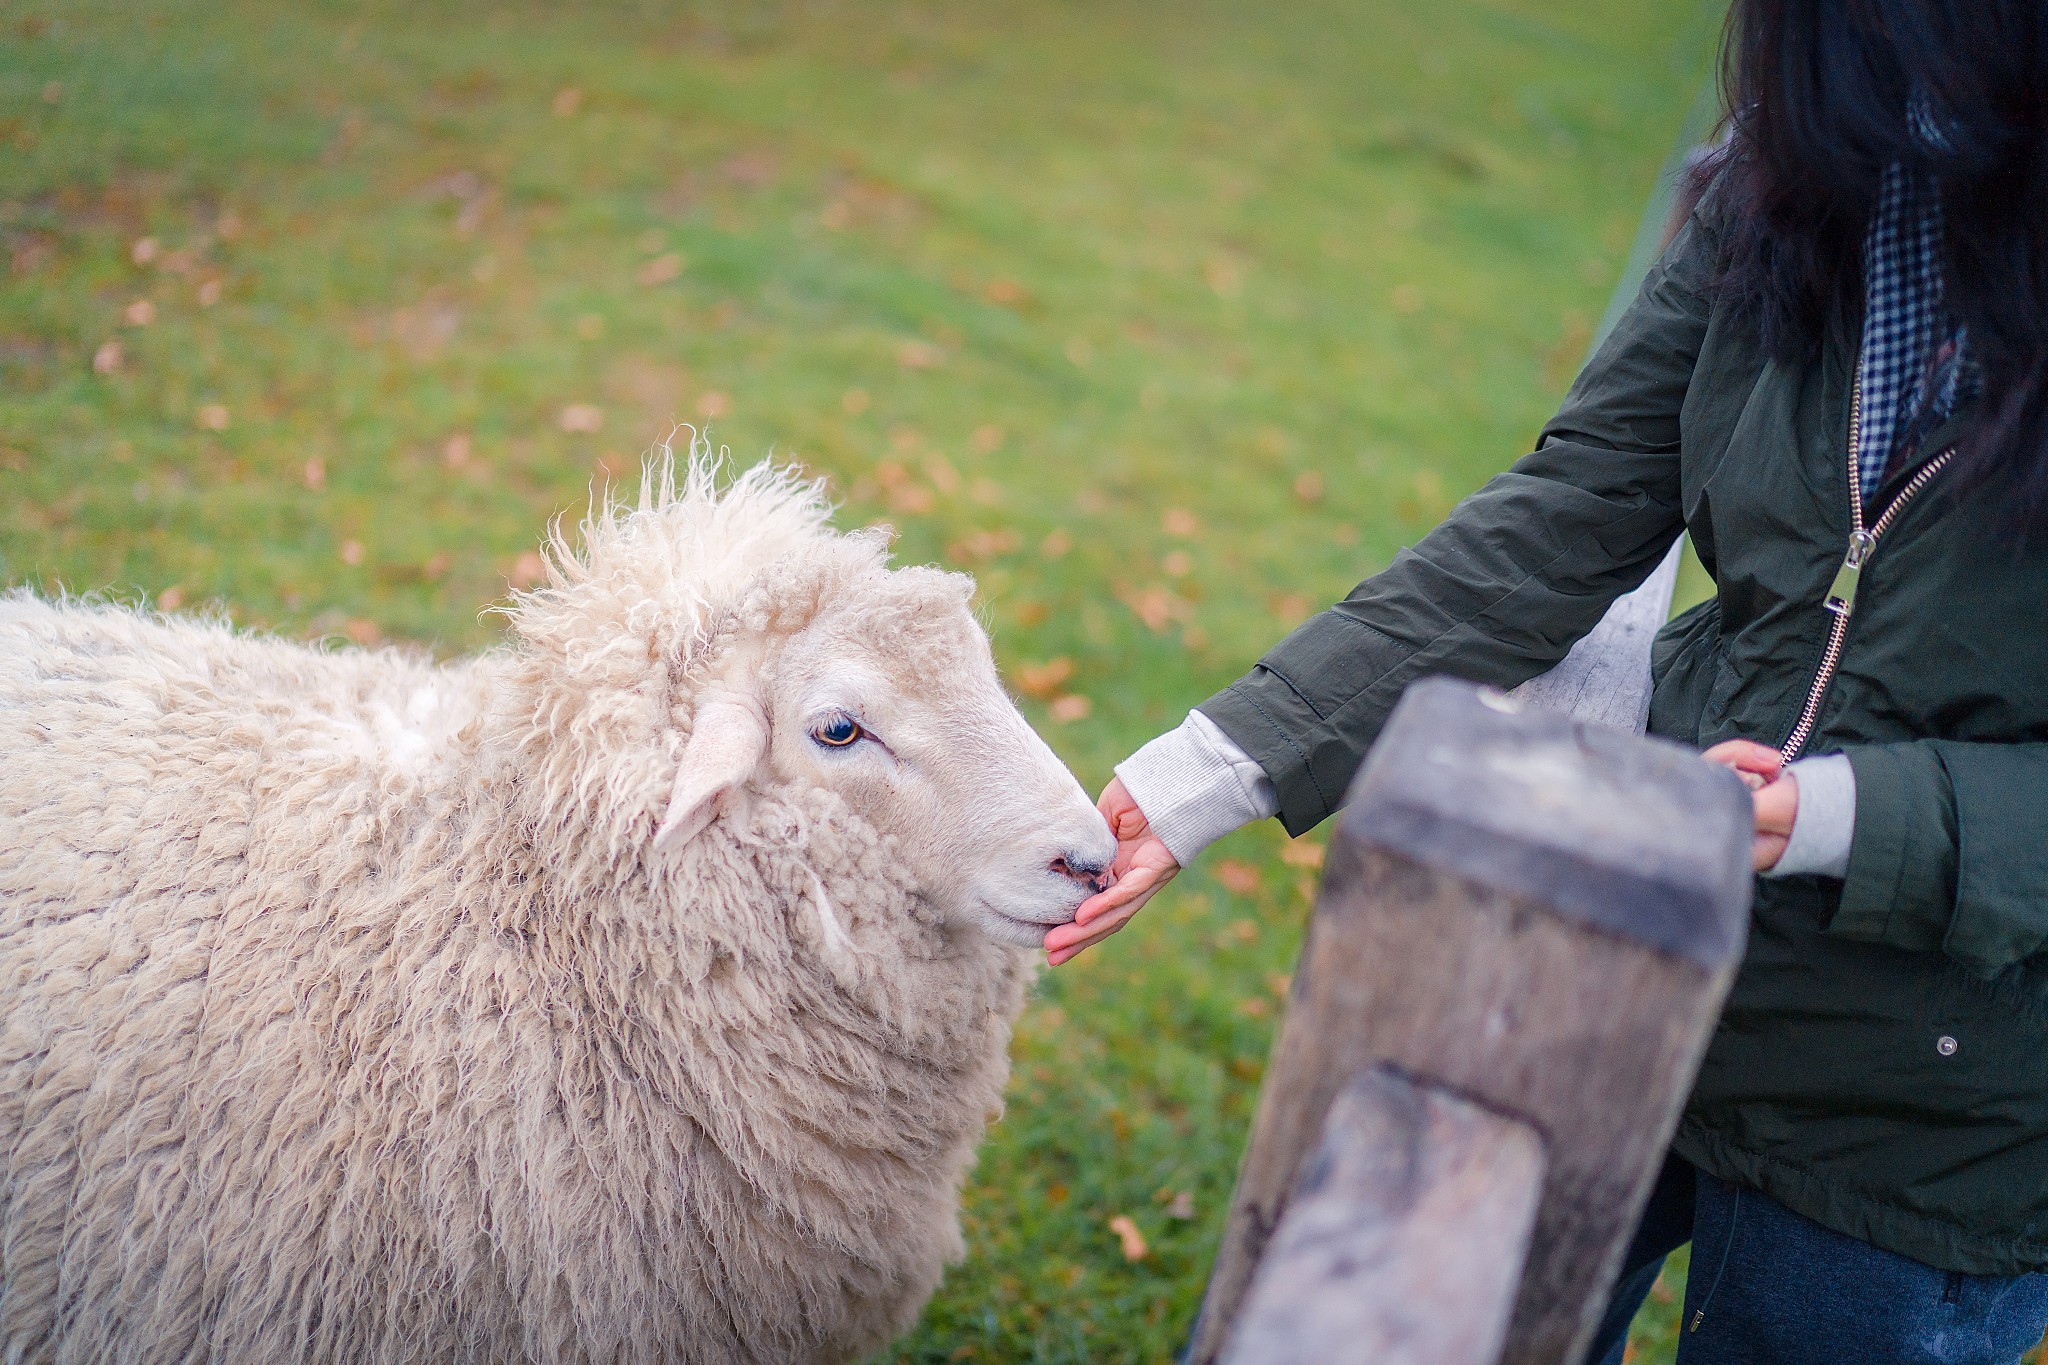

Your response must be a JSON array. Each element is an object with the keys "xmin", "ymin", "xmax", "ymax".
[{"xmin": 1588, "ymin": 1156, "xmax": 2048, "ymax": 1365}]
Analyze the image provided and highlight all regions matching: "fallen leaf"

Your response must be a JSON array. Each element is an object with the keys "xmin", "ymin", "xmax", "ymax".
[
  {"xmin": 91, "ymin": 340, "xmax": 121, "ymax": 374},
  {"xmin": 1063, "ymin": 337, "xmax": 1093, "ymax": 367},
  {"xmin": 196, "ymin": 404, "xmax": 230, "ymax": 431},
  {"xmin": 1267, "ymin": 971, "xmax": 1293, "ymax": 999},
  {"xmin": 1161, "ymin": 550, "xmax": 1193, "ymax": 577},
  {"xmin": 969, "ymin": 423, "xmax": 1004, "ymax": 453},
  {"xmin": 1107, "ymin": 1215, "xmax": 1148, "ymax": 1262},
  {"xmin": 551, "ymin": 86, "xmax": 582, "ymax": 116},
  {"xmin": 42, "ymin": 80, "xmax": 62, "ymax": 104},
  {"xmin": 897, "ymin": 340, "xmax": 945, "ymax": 370},
  {"xmin": 888, "ymin": 482, "xmax": 934, "ymax": 515},
  {"xmin": 922, "ymin": 454, "xmax": 960, "ymax": 494},
  {"xmin": 197, "ymin": 278, "xmax": 222, "ymax": 307},
  {"xmin": 1236, "ymin": 996, "xmax": 1272, "ymax": 1018},
  {"xmin": 423, "ymin": 551, "xmax": 453, "ymax": 581},
  {"xmin": 1048, "ymin": 694, "xmax": 1091, "ymax": 723},
  {"xmin": 1224, "ymin": 918, "xmax": 1258, "ymax": 943},
  {"xmin": 697, "ymin": 390, "xmax": 731, "ymax": 419},
  {"xmin": 340, "ymin": 539, "xmax": 364, "ymax": 566},
  {"xmin": 889, "ymin": 425, "xmax": 922, "ymax": 453},
  {"xmin": 509, "ymin": 550, "xmax": 548, "ymax": 589},
  {"xmin": 558, "ymin": 404, "xmax": 604, "ymax": 434},
  {"xmin": 970, "ymin": 477, "xmax": 1003, "ymax": 506},
  {"xmin": 216, "ymin": 210, "xmax": 243, "ymax": 240},
  {"xmin": 343, "ymin": 618, "xmax": 383, "ymax": 646},
  {"xmin": 1015, "ymin": 657, "xmax": 1073, "ymax": 700},
  {"xmin": 392, "ymin": 300, "xmax": 461, "ymax": 357},
  {"xmin": 575, "ymin": 314, "xmax": 604, "ymax": 340},
  {"xmin": 1279, "ymin": 840, "xmax": 1325, "ymax": 870},
  {"xmin": 1166, "ymin": 1190, "xmax": 1196, "ymax": 1220},
  {"xmin": 1269, "ymin": 591, "xmax": 1312, "ymax": 626},
  {"xmin": 1294, "ymin": 470, "xmax": 1324, "ymax": 503},
  {"xmin": 722, "ymin": 151, "xmax": 777, "ymax": 188},
  {"xmin": 1161, "ymin": 506, "xmax": 1200, "ymax": 537},
  {"xmin": 303, "ymin": 457, "xmax": 326, "ymax": 491},
  {"xmin": 1215, "ymin": 860, "xmax": 1260, "ymax": 896},
  {"xmin": 983, "ymin": 278, "xmax": 1026, "ymax": 306},
  {"xmin": 841, "ymin": 387, "xmax": 869, "ymax": 415},
  {"xmin": 947, "ymin": 527, "xmax": 1020, "ymax": 563},
  {"xmin": 1014, "ymin": 600, "xmax": 1049, "ymax": 627},
  {"xmin": 131, "ymin": 237, "xmax": 159, "ymax": 266},
  {"xmin": 1122, "ymin": 584, "xmax": 1191, "ymax": 633},
  {"xmin": 442, "ymin": 433, "xmax": 472, "ymax": 468},
  {"xmin": 123, "ymin": 299, "xmax": 155, "ymax": 326},
  {"xmin": 636, "ymin": 252, "xmax": 685, "ymax": 286},
  {"xmin": 874, "ymin": 459, "xmax": 908, "ymax": 489},
  {"xmin": 1203, "ymin": 253, "xmax": 1242, "ymax": 297},
  {"xmin": 157, "ymin": 585, "xmax": 185, "ymax": 611},
  {"xmin": 1040, "ymin": 528, "xmax": 1072, "ymax": 560}
]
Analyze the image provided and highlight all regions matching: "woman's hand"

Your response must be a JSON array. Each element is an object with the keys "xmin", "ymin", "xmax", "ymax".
[
  {"xmin": 1044, "ymin": 777, "xmax": 1179, "ymax": 966},
  {"xmin": 1701, "ymin": 739, "xmax": 1798, "ymax": 871}
]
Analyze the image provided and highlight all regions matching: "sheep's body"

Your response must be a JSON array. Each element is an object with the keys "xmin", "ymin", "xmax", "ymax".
[{"xmin": 0, "ymin": 464, "xmax": 1050, "ymax": 1364}]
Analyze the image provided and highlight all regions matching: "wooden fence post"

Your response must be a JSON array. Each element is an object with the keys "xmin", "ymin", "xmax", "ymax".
[
  {"xmin": 1190, "ymin": 676, "xmax": 1752, "ymax": 1365},
  {"xmin": 1218, "ymin": 1066, "xmax": 1546, "ymax": 1365}
]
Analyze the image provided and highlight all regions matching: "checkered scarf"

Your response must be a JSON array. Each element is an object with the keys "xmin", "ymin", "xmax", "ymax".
[{"xmin": 1855, "ymin": 161, "xmax": 1979, "ymax": 505}]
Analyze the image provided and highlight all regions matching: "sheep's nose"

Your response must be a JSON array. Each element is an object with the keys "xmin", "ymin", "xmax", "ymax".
[{"xmin": 1049, "ymin": 854, "xmax": 1112, "ymax": 895}]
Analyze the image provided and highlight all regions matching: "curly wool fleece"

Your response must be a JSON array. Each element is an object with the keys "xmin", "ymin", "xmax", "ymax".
[{"xmin": 0, "ymin": 462, "xmax": 1038, "ymax": 1364}]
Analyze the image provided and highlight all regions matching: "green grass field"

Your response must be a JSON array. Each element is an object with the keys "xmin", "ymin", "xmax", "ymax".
[{"xmin": 2, "ymin": 1, "xmax": 1720, "ymax": 1358}]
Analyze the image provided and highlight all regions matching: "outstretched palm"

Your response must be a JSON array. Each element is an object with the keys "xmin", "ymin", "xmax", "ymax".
[{"xmin": 1044, "ymin": 777, "xmax": 1179, "ymax": 966}]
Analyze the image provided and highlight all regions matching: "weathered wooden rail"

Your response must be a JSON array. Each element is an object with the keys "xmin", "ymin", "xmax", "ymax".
[{"xmin": 1186, "ymin": 563, "xmax": 1753, "ymax": 1364}]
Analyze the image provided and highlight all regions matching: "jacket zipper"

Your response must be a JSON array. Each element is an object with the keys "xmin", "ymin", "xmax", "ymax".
[{"xmin": 1779, "ymin": 381, "xmax": 1955, "ymax": 761}]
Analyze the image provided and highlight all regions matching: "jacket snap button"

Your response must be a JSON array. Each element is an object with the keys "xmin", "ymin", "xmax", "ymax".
[{"xmin": 1937, "ymin": 1035, "xmax": 1959, "ymax": 1057}]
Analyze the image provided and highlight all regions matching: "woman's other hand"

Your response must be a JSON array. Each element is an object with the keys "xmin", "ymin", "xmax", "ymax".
[
  {"xmin": 1701, "ymin": 738, "xmax": 1799, "ymax": 871},
  {"xmin": 1045, "ymin": 777, "xmax": 1179, "ymax": 966}
]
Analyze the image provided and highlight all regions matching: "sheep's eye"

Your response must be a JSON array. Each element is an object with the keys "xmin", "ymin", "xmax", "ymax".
[{"xmin": 811, "ymin": 715, "xmax": 864, "ymax": 748}]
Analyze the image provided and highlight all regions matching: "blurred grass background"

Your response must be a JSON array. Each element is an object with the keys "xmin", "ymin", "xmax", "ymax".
[{"xmin": 2, "ymin": 0, "xmax": 1719, "ymax": 1359}]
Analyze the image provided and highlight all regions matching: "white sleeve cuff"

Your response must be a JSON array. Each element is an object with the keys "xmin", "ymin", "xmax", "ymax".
[
  {"xmin": 1763, "ymin": 753, "xmax": 1856, "ymax": 880},
  {"xmin": 1114, "ymin": 710, "xmax": 1279, "ymax": 866}
]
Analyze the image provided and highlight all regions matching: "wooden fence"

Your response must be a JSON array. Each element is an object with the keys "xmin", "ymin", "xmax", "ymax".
[{"xmin": 1184, "ymin": 552, "xmax": 1755, "ymax": 1365}]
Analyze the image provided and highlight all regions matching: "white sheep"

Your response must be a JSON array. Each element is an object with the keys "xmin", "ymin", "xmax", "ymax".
[{"xmin": 0, "ymin": 456, "xmax": 1115, "ymax": 1365}]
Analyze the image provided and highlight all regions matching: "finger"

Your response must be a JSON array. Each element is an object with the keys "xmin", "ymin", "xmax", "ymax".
[
  {"xmin": 1098, "ymin": 779, "xmax": 1153, "ymax": 845},
  {"xmin": 1753, "ymin": 833, "xmax": 1790, "ymax": 872},
  {"xmin": 1046, "ymin": 896, "xmax": 1147, "ymax": 964},
  {"xmin": 1049, "ymin": 872, "xmax": 1167, "ymax": 957},
  {"xmin": 1702, "ymin": 739, "xmax": 1785, "ymax": 780},
  {"xmin": 1072, "ymin": 864, "xmax": 1165, "ymax": 927},
  {"xmin": 1753, "ymin": 779, "xmax": 1799, "ymax": 836}
]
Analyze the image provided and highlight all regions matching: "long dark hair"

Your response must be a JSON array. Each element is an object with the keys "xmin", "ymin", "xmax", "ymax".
[{"xmin": 1701, "ymin": 0, "xmax": 2048, "ymax": 527}]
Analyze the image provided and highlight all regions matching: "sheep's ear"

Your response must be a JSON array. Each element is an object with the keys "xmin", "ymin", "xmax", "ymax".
[{"xmin": 655, "ymin": 696, "xmax": 769, "ymax": 852}]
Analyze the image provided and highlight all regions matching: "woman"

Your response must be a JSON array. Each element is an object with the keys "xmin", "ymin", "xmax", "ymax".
[{"xmin": 1050, "ymin": 2, "xmax": 2048, "ymax": 1360}]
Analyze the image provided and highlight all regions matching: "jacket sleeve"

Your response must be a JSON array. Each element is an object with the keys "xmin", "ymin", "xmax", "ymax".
[
  {"xmin": 1197, "ymin": 213, "xmax": 1714, "ymax": 836},
  {"xmin": 1834, "ymin": 740, "xmax": 2048, "ymax": 977}
]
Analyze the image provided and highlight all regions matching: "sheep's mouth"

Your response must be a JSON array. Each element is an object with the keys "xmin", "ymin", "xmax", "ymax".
[{"xmin": 974, "ymin": 900, "xmax": 1074, "ymax": 947}]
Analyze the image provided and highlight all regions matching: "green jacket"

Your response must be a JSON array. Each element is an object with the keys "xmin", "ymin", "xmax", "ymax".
[{"xmin": 1201, "ymin": 200, "xmax": 2048, "ymax": 1275}]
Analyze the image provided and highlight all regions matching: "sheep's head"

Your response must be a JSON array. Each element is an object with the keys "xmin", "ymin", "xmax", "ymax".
[
  {"xmin": 507, "ymin": 457, "xmax": 1115, "ymax": 948},
  {"xmin": 659, "ymin": 560, "xmax": 1115, "ymax": 947},
  {"xmin": 482, "ymin": 454, "xmax": 1089, "ymax": 960}
]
